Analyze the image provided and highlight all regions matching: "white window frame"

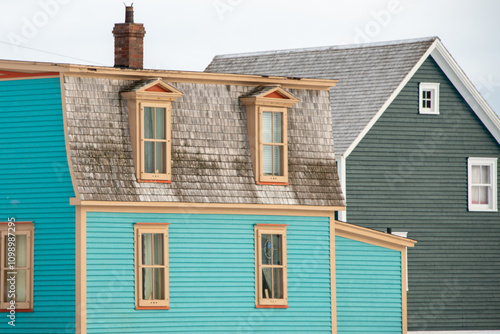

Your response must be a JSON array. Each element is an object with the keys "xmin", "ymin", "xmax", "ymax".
[
  {"xmin": 419, "ymin": 82, "xmax": 440, "ymax": 115},
  {"xmin": 468, "ymin": 157, "xmax": 498, "ymax": 212}
]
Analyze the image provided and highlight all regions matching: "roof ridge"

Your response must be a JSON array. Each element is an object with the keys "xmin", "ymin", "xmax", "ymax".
[{"xmin": 212, "ymin": 36, "xmax": 439, "ymax": 59}]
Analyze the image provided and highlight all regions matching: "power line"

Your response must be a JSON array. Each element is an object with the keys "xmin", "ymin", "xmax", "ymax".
[{"xmin": 0, "ymin": 40, "xmax": 107, "ymax": 66}]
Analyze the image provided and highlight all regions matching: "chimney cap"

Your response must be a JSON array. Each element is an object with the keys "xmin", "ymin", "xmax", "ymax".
[{"xmin": 125, "ymin": 4, "xmax": 134, "ymax": 23}]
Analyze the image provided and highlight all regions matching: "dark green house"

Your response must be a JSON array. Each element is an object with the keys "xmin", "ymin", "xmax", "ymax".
[{"xmin": 206, "ymin": 37, "xmax": 500, "ymax": 333}]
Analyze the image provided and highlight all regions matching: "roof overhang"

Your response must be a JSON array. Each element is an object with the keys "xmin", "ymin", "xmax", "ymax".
[
  {"xmin": 335, "ymin": 220, "xmax": 417, "ymax": 251},
  {"xmin": 0, "ymin": 59, "xmax": 337, "ymax": 91},
  {"xmin": 342, "ymin": 38, "xmax": 500, "ymax": 159}
]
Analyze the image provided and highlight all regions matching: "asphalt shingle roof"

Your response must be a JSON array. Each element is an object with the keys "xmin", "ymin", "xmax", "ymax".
[{"xmin": 206, "ymin": 37, "xmax": 437, "ymax": 155}]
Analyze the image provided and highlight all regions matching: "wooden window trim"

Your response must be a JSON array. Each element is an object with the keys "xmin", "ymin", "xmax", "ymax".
[
  {"xmin": 134, "ymin": 223, "xmax": 170, "ymax": 309},
  {"xmin": 468, "ymin": 157, "xmax": 498, "ymax": 212},
  {"xmin": 121, "ymin": 80, "xmax": 182, "ymax": 183},
  {"xmin": 254, "ymin": 224, "xmax": 288, "ymax": 308},
  {"xmin": 0, "ymin": 222, "xmax": 34, "ymax": 311},
  {"xmin": 259, "ymin": 107, "xmax": 288, "ymax": 183},
  {"xmin": 419, "ymin": 82, "xmax": 440, "ymax": 115},
  {"xmin": 139, "ymin": 102, "xmax": 172, "ymax": 182}
]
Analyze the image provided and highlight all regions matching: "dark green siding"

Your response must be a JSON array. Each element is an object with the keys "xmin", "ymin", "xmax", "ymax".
[{"xmin": 345, "ymin": 57, "xmax": 500, "ymax": 331}]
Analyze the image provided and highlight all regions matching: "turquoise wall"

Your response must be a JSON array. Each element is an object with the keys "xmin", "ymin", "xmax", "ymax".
[
  {"xmin": 336, "ymin": 236, "xmax": 402, "ymax": 334},
  {"xmin": 86, "ymin": 212, "xmax": 331, "ymax": 333},
  {"xmin": 0, "ymin": 77, "xmax": 76, "ymax": 333}
]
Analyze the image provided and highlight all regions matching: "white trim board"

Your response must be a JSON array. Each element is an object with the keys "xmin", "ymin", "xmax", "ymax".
[
  {"xmin": 410, "ymin": 331, "xmax": 500, "ymax": 334},
  {"xmin": 342, "ymin": 39, "xmax": 500, "ymax": 160}
]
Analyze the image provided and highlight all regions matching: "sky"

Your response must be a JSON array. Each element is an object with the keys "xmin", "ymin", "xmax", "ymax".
[{"xmin": 0, "ymin": 0, "xmax": 499, "ymax": 115}]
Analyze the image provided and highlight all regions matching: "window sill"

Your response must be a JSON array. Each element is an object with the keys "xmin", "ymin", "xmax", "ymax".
[
  {"xmin": 256, "ymin": 182, "xmax": 289, "ymax": 186},
  {"xmin": 137, "ymin": 180, "xmax": 172, "ymax": 184},
  {"xmin": 135, "ymin": 306, "xmax": 170, "ymax": 310},
  {"xmin": 256, "ymin": 305, "xmax": 288, "ymax": 309},
  {"xmin": 0, "ymin": 309, "xmax": 33, "ymax": 312}
]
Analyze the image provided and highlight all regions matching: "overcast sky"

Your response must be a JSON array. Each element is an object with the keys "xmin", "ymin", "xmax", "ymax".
[{"xmin": 1, "ymin": 0, "xmax": 499, "ymax": 115}]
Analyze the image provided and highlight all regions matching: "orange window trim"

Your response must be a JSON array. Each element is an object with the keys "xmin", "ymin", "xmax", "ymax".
[
  {"xmin": 135, "ymin": 306, "xmax": 170, "ymax": 310},
  {"xmin": 135, "ymin": 223, "xmax": 171, "ymax": 225},
  {"xmin": 256, "ymin": 182, "xmax": 289, "ymax": 186},
  {"xmin": 255, "ymin": 224, "xmax": 289, "ymax": 227},
  {"xmin": 137, "ymin": 179, "xmax": 172, "ymax": 184},
  {"xmin": 255, "ymin": 305, "xmax": 288, "ymax": 309}
]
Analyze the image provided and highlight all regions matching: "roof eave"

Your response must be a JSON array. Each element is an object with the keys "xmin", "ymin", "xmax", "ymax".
[{"xmin": 0, "ymin": 59, "xmax": 337, "ymax": 90}]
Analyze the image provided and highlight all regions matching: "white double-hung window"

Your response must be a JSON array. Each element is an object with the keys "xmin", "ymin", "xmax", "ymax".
[{"xmin": 468, "ymin": 158, "xmax": 497, "ymax": 211}]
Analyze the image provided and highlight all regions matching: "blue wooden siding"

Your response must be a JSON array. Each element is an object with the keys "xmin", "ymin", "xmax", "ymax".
[
  {"xmin": 346, "ymin": 57, "xmax": 500, "ymax": 331},
  {"xmin": 0, "ymin": 78, "xmax": 76, "ymax": 333},
  {"xmin": 86, "ymin": 212, "xmax": 331, "ymax": 333},
  {"xmin": 336, "ymin": 236, "xmax": 402, "ymax": 334}
]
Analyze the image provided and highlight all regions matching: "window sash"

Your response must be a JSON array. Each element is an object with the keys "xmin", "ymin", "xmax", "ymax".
[
  {"xmin": 260, "ymin": 107, "xmax": 287, "ymax": 183},
  {"xmin": 140, "ymin": 103, "xmax": 171, "ymax": 181},
  {"xmin": 255, "ymin": 226, "xmax": 287, "ymax": 307},
  {"xmin": 419, "ymin": 83, "xmax": 440, "ymax": 115},
  {"xmin": 135, "ymin": 225, "xmax": 169, "ymax": 308},
  {"xmin": 468, "ymin": 158, "xmax": 498, "ymax": 211},
  {"xmin": 0, "ymin": 224, "xmax": 33, "ymax": 310}
]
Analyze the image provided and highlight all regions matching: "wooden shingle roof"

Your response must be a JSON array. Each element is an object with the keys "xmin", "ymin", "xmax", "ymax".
[{"xmin": 64, "ymin": 76, "xmax": 345, "ymax": 206}]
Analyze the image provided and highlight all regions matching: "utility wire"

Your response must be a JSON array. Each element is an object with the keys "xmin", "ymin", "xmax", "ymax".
[{"xmin": 0, "ymin": 40, "xmax": 107, "ymax": 66}]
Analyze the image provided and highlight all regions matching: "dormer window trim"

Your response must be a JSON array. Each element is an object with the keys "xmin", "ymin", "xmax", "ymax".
[
  {"xmin": 240, "ymin": 86, "xmax": 299, "ymax": 185},
  {"xmin": 121, "ymin": 79, "xmax": 183, "ymax": 183}
]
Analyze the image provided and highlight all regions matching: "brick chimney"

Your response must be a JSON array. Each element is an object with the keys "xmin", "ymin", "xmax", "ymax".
[{"xmin": 112, "ymin": 5, "xmax": 146, "ymax": 69}]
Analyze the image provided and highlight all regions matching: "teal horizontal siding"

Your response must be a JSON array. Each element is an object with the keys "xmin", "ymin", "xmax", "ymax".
[
  {"xmin": 0, "ymin": 77, "xmax": 76, "ymax": 333},
  {"xmin": 336, "ymin": 236, "xmax": 402, "ymax": 334},
  {"xmin": 86, "ymin": 212, "xmax": 331, "ymax": 333},
  {"xmin": 346, "ymin": 57, "xmax": 500, "ymax": 330}
]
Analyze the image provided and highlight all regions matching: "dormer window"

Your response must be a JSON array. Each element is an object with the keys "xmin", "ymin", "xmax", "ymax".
[
  {"xmin": 240, "ymin": 86, "xmax": 299, "ymax": 184},
  {"xmin": 419, "ymin": 82, "xmax": 440, "ymax": 115},
  {"xmin": 122, "ymin": 79, "xmax": 183, "ymax": 182}
]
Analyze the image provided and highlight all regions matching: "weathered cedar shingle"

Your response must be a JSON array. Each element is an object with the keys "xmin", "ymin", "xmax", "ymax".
[{"xmin": 64, "ymin": 76, "xmax": 344, "ymax": 206}]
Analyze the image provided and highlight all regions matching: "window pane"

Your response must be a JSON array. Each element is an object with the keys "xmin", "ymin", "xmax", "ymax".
[
  {"xmin": 262, "ymin": 112, "xmax": 272, "ymax": 143},
  {"xmin": 479, "ymin": 186, "xmax": 489, "ymax": 205},
  {"xmin": 3, "ymin": 271, "xmax": 9, "ymax": 302},
  {"xmin": 144, "ymin": 142, "xmax": 154, "ymax": 173},
  {"xmin": 426, "ymin": 100, "xmax": 431, "ymax": 109},
  {"xmin": 481, "ymin": 166, "xmax": 490, "ymax": 184},
  {"xmin": 16, "ymin": 235, "xmax": 27, "ymax": 267},
  {"xmin": 15, "ymin": 270, "xmax": 26, "ymax": 302},
  {"xmin": 273, "ymin": 146, "xmax": 281, "ymax": 176},
  {"xmin": 273, "ymin": 112, "xmax": 282, "ymax": 143},
  {"xmin": 144, "ymin": 107, "xmax": 154, "ymax": 139},
  {"xmin": 153, "ymin": 234, "xmax": 163, "ymax": 265},
  {"xmin": 262, "ymin": 267, "xmax": 272, "ymax": 299},
  {"xmin": 155, "ymin": 142, "xmax": 166, "ymax": 174},
  {"xmin": 426, "ymin": 91, "xmax": 432, "ymax": 99},
  {"xmin": 156, "ymin": 108, "xmax": 166, "ymax": 140},
  {"xmin": 272, "ymin": 234, "xmax": 282, "ymax": 265},
  {"xmin": 273, "ymin": 268, "xmax": 283, "ymax": 299},
  {"xmin": 263, "ymin": 145, "xmax": 273, "ymax": 175},
  {"xmin": 153, "ymin": 268, "xmax": 165, "ymax": 300},
  {"xmin": 142, "ymin": 268, "xmax": 153, "ymax": 300},
  {"xmin": 471, "ymin": 166, "xmax": 480, "ymax": 183},
  {"xmin": 142, "ymin": 233, "xmax": 152, "ymax": 265},
  {"xmin": 471, "ymin": 186, "xmax": 479, "ymax": 204},
  {"xmin": 261, "ymin": 234, "xmax": 271, "ymax": 265}
]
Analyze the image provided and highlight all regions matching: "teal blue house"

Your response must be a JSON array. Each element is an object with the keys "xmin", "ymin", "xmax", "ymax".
[
  {"xmin": 0, "ymin": 8, "xmax": 416, "ymax": 333},
  {"xmin": 0, "ymin": 62, "xmax": 414, "ymax": 334},
  {"xmin": 207, "ymin": 37, "xmax": 500, "ymax": 333}
]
